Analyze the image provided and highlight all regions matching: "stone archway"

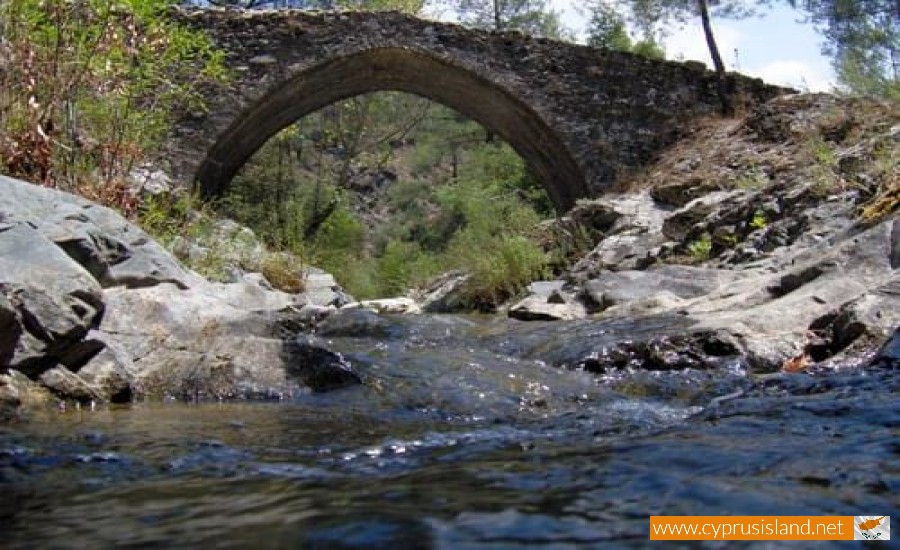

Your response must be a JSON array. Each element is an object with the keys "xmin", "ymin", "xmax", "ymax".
[
  {"xmin": 196, "ymin": 47, "xmax": 585, "ymax": 211},
  {"xmin": 168, "ymin": 8, "xmax": 787, "ymax": 213}
]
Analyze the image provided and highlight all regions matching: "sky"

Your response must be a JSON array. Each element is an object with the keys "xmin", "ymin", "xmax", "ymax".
[{"xmin": 548, "ymin": 1, "xmax": 836, "ymax": 92}]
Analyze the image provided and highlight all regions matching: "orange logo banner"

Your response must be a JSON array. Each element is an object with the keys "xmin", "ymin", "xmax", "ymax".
[{"xmin": 650, "ymin": 516, "xmax": 857, "ymax": 541}]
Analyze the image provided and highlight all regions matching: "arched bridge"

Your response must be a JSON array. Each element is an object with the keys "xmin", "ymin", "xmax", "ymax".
[{"xmin": 167, "ymin": 8, "xmax": 786, "ymax": 211}]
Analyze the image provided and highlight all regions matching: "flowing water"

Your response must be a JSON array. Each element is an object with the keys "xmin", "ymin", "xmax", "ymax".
[{"xmin": 1, "ymin": 314, "xmax": 897, "ymax": 548}]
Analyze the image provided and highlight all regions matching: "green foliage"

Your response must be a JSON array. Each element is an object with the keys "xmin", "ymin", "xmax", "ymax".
[
  {"xmin": 631, "ymin": 37, "xmax": 666, "ymax": 60},
  {"xmin": 750, "ymin": 211, "xmax": 768, "ymax": 230},
  {"xmin": 336, "ymin": 0, "xmax": 425, "ymax": 11},
  {"xmin": 687, "ymin": 233, "xmax": 713, "ymax": 260},
  {"xmin": 451, "ymin": 234, "xmax": 548, "ymax": 309},
  {"xmin": 0, "ymin": 0, "xmax": 225, "ymax": 195},
  {"xmin": 588, "ymin": 2, "xmax": 634, "ymax": 50},
  {"xmin": 792, "ymin": 0, "xmax": 898, "ymax": 98},
  {"xmin": 586, "ymin": 1, "xmax": 667, "ymax": 59},
  {"xmin": 222, "ymin": 92, "xmax": 552, "ymax": 305},
  {"xmin": 449, "ymin": 0, "xmax": 574, "ymax": 39}
]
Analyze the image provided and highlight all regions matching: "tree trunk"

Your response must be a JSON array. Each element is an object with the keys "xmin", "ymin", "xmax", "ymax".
[
  {"xmin": 494, "ymin": 0, "xmax": 502, "ymax": 30},
  {"xmin": 698, "ymin": 0, "xmax": 734, "ymax": 116}
]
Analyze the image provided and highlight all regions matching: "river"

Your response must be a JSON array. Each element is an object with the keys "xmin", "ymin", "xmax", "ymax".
[{"xmin": 1, "ymin": 314, "xmax": 897, "ymax": 548}]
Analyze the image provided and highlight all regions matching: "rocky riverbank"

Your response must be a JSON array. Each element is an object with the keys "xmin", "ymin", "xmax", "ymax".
[{"xmin": 1, "ymin": 93, "xmax": 897, "ymax": 419}]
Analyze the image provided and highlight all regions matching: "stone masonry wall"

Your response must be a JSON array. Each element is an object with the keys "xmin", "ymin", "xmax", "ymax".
[{"xmin": 166, "ymin": 8, "xmax": 787, "ymax": 210}]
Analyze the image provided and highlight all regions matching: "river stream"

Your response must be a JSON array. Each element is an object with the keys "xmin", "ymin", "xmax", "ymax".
[{"xmin": 1, "ymin": 314, "xmax": 897, "ymax": 548}]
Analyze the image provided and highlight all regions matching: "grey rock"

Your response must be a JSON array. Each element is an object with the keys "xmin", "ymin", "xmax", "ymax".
[
  {"xmin": 891, "ymin": 218, "xmax": 899, "ymax": 269},
  {"xmin": 0, "ymin": 223, "xmax": 104, "ymax": 374},
  {"xmin": 569, "ymin": 192, "xmax": 672, "ymax": 276},
  {"xmin": 283, "ymin": 337, "xmax": 362, "ymax": 392},
  {"xmin": 413, "ymin": 270, "xmax": 472, "ymax": 313},
  {"xmin": 508, "ymin": 281, "xmax": 587, "ymax": 321},
  {"xmin": 0, "ymin": 175, "xmax": 200, "ymax": 290},
  {"xmin": 76, "ymin": 345, "xmax": 133, "ymax": 403},
  {"xmin": 39, "ymin": 366, "xmax": 102, "ymax": 403},
  {"xmin": 0, "ymin": 376, "xmax": 20, "ymax": 420},
  {"xmin": 342, "ymin": 297, "xmax": 421, "ymax": 315},
  {"xmin": 870, "ymin": 328, "xmax": 900, "ymax": 368},
  {"xmin": 95, "ymin": 281, "xmax": 299, "ymax": 399},
  {"xmin": 583, "ymin": 266, "xmax": 746, "ymax": 312},
  {"xmin": 304, "ymin": 268, "xmax": 353, "ymax": 307},
  {"xmin": 0, "ymin": 294, "xmax": 19, "ymax": 366}
]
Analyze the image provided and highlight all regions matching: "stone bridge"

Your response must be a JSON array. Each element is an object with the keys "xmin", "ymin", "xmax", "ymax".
[{"xmin": 168, "ymin": 8, "xmax": 786, "ymax": 211}]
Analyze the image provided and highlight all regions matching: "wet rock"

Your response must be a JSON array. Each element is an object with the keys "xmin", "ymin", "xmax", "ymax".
[
  {"xmin": 283, "ymin": 338, "xmax": 362, "ymax": 392},
  {"xmin": 0, "ymin": 375, "xmax": 20, "ymax": 420},
  {"xmin": 508, "ymin": 281, "xmax": 586, "ymax": 321},
  {"xmin": 483, "ymin": 313, "xmax": 733, "ymax": 373},
  {"xmin": 870, "ymin": 328, "xmax": 900, "ymax": 368},
  {"xmin": 317, "ymin": 308, "xmax": 397, "ymax": 339}
]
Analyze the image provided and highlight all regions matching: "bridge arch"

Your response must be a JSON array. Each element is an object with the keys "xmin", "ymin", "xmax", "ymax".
[{"xmin": 195, "ymin": 47, "xmax": 587, "ymax": 211}]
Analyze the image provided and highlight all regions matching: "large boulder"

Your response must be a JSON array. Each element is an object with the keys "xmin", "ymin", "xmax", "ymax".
[
  {"xmin": 0, "ymin": 175, "xmax": 200, "ymax": 290},
  {"xmin": 0, "ymin": 175, "xmax": 351, "ymax": 407},
  {"xmin": 92, "ymin": 280, "xmax": 302, "ymax": 400}
]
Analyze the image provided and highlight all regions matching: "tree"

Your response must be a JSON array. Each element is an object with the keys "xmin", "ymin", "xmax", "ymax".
[
  {"xmin": 627, "ymin": 0, "xmax": 765, "ymax": 115},
  {"xmin": 588, "ymin": 1, "xmax": 635, "ymax": 50},
  {"xmin": 587, "ymin": 1, "xmax": 667, "ymax": 58},
  {"xmin": 792, "ymin": 0, "xmax": 898, "ymax": 98},
  {"xmin": 450, "ymin": 0, "xmax": 573, "ymax": 39}
]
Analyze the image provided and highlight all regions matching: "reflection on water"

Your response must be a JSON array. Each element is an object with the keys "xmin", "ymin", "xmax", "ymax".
[{"xmin": 1, "ymin": 315, "xmax": 897, "ymax": 548}]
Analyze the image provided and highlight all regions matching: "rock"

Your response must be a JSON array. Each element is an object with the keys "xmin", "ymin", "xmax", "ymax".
[
  {"xmin": 283, "ymin": 337, "xmax": 362, "ymax": 392},
  {"xmin": 304, "ymin": 268, "xmax": 353, "ymax": 307},
  {"xmin": 0, "ymin": 175, "xmax": 200, "ymax": 290},
  {"xmin": 128, "ymin": 165, "xmax": 173, "ymax": 196},
  {"xmin": 413, "ymin": 270, "xmax": 472, "ymax": 313},
  {"xmin": 582, "ymin": 266, "xmax": 746, "ymax": 313},
  {"xmin": 0, "ymin": 223, "xmax": 104, "ymax": 374},
  {"xmin": 508, "ymin": 281, "xmax": 587, "ymax": 321},
  {"xmin": 95, "ymin": 281, "xmax": 297, "ymax": 399},
  {"xmin": 0, "ymin": 294, "xmax": 20, "ymax": 366},
  {"xmin": 76, "ymin": 344, "xmax": 133, "ymax": 403},
  {"xmin": 870, "ymin": 328, "xmax": 900, "ymax": 368},
  {"xmin": 682, "ymin": 219, "xmax": 899, "ymax": 369},
  {"xmin": 39, "ymin": 366, "xmax": 102, "ymax": 403},
  {"xmin": 661, "ymin": 190, "xmax": 747, "ymax": 242},
  {"xmin": 342, "ymin": 297, "xmax": 421, "ymax": 315},
  {"xmin": 568, "ymin": 192, "xmax": 672, "ymax": 277},
  {"xmin": 0, "ymin": 375, "xmax": 20, "ymax": 420},
  {"xmin": 318, "ymin": 308, "xmax": 396, "ymax": 338}
]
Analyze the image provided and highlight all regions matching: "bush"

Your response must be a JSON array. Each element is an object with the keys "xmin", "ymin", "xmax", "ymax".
[{"xmin": 0, "ymin": 0, "xmax": 224, "ymax": 196}]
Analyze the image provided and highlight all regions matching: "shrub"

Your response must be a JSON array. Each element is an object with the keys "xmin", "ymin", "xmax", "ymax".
[
  {"xmin": 687, "ymin": 233, "xmax": 713, "ymax": 261},
  {"xmin": 0, "ymin": 0, "xmax": 225, "ymax": 194}
]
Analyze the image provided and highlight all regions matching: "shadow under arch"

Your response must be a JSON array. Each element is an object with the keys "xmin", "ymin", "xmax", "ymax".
[{"xmin": 194, "ymin": 47, "xmax": 587, "ymax": 212}]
